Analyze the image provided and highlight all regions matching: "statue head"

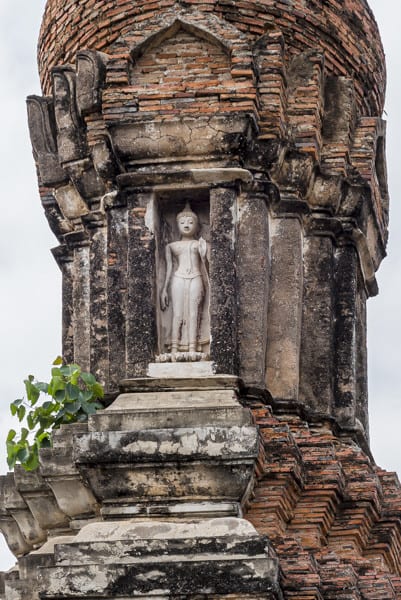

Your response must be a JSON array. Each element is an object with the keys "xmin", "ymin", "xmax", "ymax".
[{"xmin": 176, "ymin": 202, "xmax": 199, "ymax": 237}]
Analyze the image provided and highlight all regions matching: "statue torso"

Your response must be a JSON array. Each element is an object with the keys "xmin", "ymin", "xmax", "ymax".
[{"xmin": 170, "ymin": 240, "xmax": 202, "ymax": 279}]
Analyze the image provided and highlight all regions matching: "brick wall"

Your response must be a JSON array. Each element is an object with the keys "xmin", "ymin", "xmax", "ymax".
[
  {"xmin": 245, "ymin": 400, "xmax": 401, "ymax": 598},
  {"xmin": 101, "ymin": 29, "xmax": 254, "ymax": 120},
  {"xmin": 38, "ymin": 0, "xmax": 385, "ymax": 117}
]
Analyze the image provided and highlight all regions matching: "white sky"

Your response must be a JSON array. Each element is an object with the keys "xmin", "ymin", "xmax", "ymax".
[{"xmin": 0, "ymin": 0, "xmax": 399, "ymax": 572}]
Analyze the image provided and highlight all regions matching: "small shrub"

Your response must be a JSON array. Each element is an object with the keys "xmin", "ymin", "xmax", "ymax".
[{"xmin": 6, "ymin": 357, "xmax": 104, "ymax": 471}]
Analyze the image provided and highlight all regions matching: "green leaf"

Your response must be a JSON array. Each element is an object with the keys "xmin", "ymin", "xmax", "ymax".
[
  {"xmin": 24, "ymin": 450, "xmax": 39, "ymax": 471},
  {"xmin": 54, "ymin": 388, "xmax": 66, "ymax": 402},
  {"xmin": 60, "ymin": 364, "xmax": 80, "ymax": 378},
  {"xmin": 92, "ymin": 383, "xmax": 104, "ymax": 399},
  {"xmin": 81, "ymin": 372, "xmax": 96, "ymax": 386},
  {"xmin": 11, "ymin": 399, "xmax": 24, "ymax": 416},
  {"xmin": 17, "ymin": 446, "xmax": 30, "ymax": 463},
  {"xmin": 37, "ymin": 431, "xmax": 52, "ymax": 446},
  {"xmin": 53, "ymin": 407, "xmax": 67, "ymax": 421},
  {"xmin": 7, "ymin": 451, "xmax": 17, "ymax": 470},
  {"xmin": 82, "ymin": 401, "xmax": 102, "ymax": 415},
  {"xmin": 6, "ymin": 429, "xmax": 16, "ymax": 442},
  {"xmin": 53, "ymin": 356, "xmax": 63, "ymax": 366},
  {"xmin": 64, "ymin": 400, "xmax": 81, "ymax": 415},
  {"xmin": 20, "ymin": 428, "xmax": 29, "ymax": 441},
  {"xmin": 6, "ymin": 440, "xmax": 19, "ymax": 455},
  {"xmin": 24, "ymin": 380, "xmax": 40, "ymax": 405},
  {"xmin": 27, "ymin": 413, "xmax": 35, "ymax": 430},
  {"xmin": 38, "ymin": 416, "xmax": 53, "ymax": 430},
  {"xmin": 80, "ymin": 390, "xmax": 93, "ymax": 403},
  {"xmin": 7, "ymin": 360, "xmax": 103, "ymax": 471},
  {"xmin": 17, "ymin": 405, "xmax": 26, "ymax": 422},
  {"xmin": 36, "ymin": 381, "xmax": 49, "ymax": 393},
  {"xmin": 65, "ymin": 383, "xmax": 79, "ymax": 401}
]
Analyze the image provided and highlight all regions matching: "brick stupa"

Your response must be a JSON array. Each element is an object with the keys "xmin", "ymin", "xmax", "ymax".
[{"xmin": 1, "ymin": 0, "xmax": 400, "ymax": 598}]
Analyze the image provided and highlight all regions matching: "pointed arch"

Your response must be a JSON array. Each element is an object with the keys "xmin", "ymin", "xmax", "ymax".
[{"xmin": 129, "ymin": 18, "xmax": 231, "ymax": 62}]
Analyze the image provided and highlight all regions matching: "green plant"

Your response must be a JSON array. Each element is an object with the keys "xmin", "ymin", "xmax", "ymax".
[{"xmin": 6, "ymin": 357, "xmax": 104, "ymax": 471}]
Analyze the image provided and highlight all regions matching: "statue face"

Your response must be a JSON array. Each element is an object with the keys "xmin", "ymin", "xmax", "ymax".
[{"xmin": 177, "ymin": 215, "xmax": 197, "ymax": 236}]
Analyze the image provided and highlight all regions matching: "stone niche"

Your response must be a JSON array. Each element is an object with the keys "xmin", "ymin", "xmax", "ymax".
[
  {"xmin": 154, "ymin": 188, "xmax": 211, "ymax": 361},
  {"xmin": 116, "ymin": 169, "xmax": 250, "ymax": 380}
]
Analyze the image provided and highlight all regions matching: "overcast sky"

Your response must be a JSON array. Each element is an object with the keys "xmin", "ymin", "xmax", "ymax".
[{"xmin": 0, "ymin": 0, "xmax": 400, "ymax": 572}]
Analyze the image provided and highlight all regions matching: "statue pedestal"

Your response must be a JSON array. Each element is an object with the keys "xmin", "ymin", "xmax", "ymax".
[
  {"xmin": 19, "ymin": 376, "xmax": 281, "ymax": 598},
  {"xmin": 3, "ymin": 376, "xmax": 282, "ymax": 599},
  {"xmin": 74, "ymin": 376, "xmax": 257, "ymax": 514},
  {"xmin": 148, "ymin": 360, "xmax": 215, "ymax": 378}
]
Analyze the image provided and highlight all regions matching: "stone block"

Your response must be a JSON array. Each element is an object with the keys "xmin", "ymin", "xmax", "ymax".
[
  {"xmin": 14, "ymin": 467, "xmax": 69, "ymax": 532},
  {"xmin": 89, "ymin": 388, "xmax": 252, "ymax": 431},
  {"xmin": 108, "ymin": 114, "xmax": 252, "ymax": 164},
  {"xmin": 76, "ymin": 458, "xmax": 255, "ymax": 505},
  {"xmin": 39, "ymin": 447, "xmax": 99, "ymax": 520},
  {"xmin": 1, "ymin": 474, "xmax": 45, "ymax": 549},
  {"xmin": 74, "ymin": 425, "xmax": 257, "ymax": 505},
  {"xmin": 147, "ymin": 360, "xmax": 215, "ymax": 378},
  {"xmin": 66, "ymin": 379, "xmax": 260, "ymax": 513},
  {"xmin": 38, "ymin": 519, "xmax": 281, "ymax": 598},
  {"xmin": 39, "ymin": 422, "xmax": 99, "ymax": 520}
]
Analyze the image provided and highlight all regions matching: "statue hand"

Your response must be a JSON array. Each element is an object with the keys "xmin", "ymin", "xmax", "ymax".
[{"xmin": 160, "ymin": 289, "xmax": 169, "ymax": 311}]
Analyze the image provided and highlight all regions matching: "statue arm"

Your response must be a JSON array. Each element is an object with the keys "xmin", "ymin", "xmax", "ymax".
[
  {"xmin": 205, "ymin": 243, "xmax": 210, "ymax": 278},
  {"xmin": 206, "ymin": 241, "xmax": 211, "ymax": 263},
  {"xmin": 198, "ymin": 237, "xmax": 210, "ymax": 266},
  {"xmin": 198, "ymin": 238, "xmax": 210, "ymax": 284},
  {"xmin": 161, "ymin": 244, "xmax": 172, "ymax": 311}
]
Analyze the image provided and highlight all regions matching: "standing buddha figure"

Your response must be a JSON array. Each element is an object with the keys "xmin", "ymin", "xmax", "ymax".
[{"xmin": 160, "ymin": 203, "xmax": 210, "ymax": 361}]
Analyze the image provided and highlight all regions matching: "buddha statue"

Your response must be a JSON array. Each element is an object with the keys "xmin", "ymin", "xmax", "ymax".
[{"xmin": 160, "ymin": 203, "xmax": 210, "ymax": 361}]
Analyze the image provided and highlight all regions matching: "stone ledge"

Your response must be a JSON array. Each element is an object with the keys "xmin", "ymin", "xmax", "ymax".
[
  {"xmin": 38, "ymin": 559, "xmax": 281, "ymax": 598},
  {"xmin": 100, "ymin": 501, "xmax": 240, "ymax": 520},
  {"xmin": 74, "ymin": 426, "xmax": 258, "ymax": 463},
  {"xmin": 119, "ymin": 375, "xmax": 241, "ymax": 392}
]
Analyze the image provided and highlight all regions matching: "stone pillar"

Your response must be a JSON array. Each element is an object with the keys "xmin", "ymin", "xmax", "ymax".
[
  {"xmin": 0, "ymin": 475, "xmax": 31, "ymax": 558},
  {"xmin": 299, "ymin": 232, "xmax": 334, "ymax": 415},
  {"xmin": 265, "ymin": 215, "xmax": 303, "ymax": 402},
  {"xmin": 237, "ymin": 189, "xmax": 270, "ymax": 387},
  {"xmin": 52, "ymin": 246, "xmax": 74, "ymax": 364},
  {"xmin": 69, "ymin": 233, "xmax": 91, "ymax": 372},
  {"xmin": 125, "ymin": 189, "xmax": 157, "ymax": 375},
  {"xmin": 333, "ymin": 243, "xmax": 359, "ymax": 428},
  {"xmin": 106, "ymin": 197, "xmax": 128, "ymax": 390},
  {"xmin": 87, "ymin": 214, "xmax": 109, "ymax": 383},
  {"xmin": 356, "ymin": 280, "xmax": 369, "ymax": 436},
  {"xmin": 209, "ymin": 186, "xmax": 238, "ymax": 375}
]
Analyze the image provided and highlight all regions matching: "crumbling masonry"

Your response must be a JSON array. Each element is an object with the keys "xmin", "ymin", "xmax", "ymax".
[{"xmin": 1, "ymin": 0, "xmax": 400, "ymax": 598}]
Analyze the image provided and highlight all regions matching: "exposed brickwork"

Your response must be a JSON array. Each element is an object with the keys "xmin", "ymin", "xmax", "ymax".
[
  {"xmin": 101, "ymin": 28, "xmax": 256, "ymax": 122},
  {"xmin": 246, "ymin": 400, "xmax": 401, "ymax": 599},
  {"xmin": 39, "ymin": 0, "xmax": 385, "ymax": 117},
  {"xmin": 132, "ymin": 31, "xmax": 231, "ymax": 114}
]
